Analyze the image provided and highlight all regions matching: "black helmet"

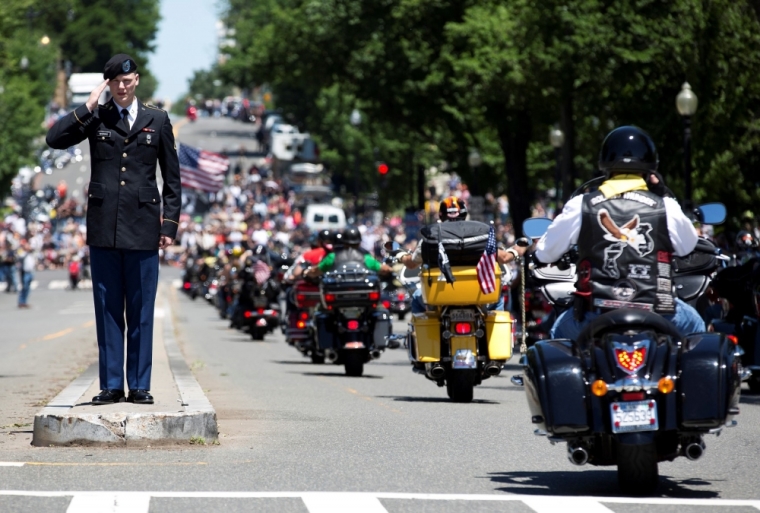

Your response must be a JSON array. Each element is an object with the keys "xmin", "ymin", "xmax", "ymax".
[
  {"xmin": 340, "ymin": 226, "xmax": 362, "ymax": 246},
  {"xmin": 736, "ymin": 231, "xmax": 758, "ymax": 249},
  {"xmin": 599, "ymin": 126, "xmax": 659, "ymax": 176},
  {"xmin": 317, "ymin": 229, "xmax": 332, "ymax": 244},
  {"xmin": 438, "ymin": 196, "xmax": 467, "ymax": 221}
]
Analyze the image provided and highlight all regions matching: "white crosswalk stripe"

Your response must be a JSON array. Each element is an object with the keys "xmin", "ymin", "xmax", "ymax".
[
  {"xmin": 66, "ymin": 492, "xmax": 150, "ymax": 513},
  {"xmin": 0, "ymin": 281, "xmax": 37, "ymax": 291},
  {"xmin": 0, "ymin": 490, "xmax": 757, "ymax": 512},
  {"xmin": 48, "ymin": 280, "xmax": 92, "ymax": 290}
]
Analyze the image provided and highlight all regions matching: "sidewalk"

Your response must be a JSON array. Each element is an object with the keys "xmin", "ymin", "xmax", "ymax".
[{"xmin": 32, "ymin": 284, "xmax": 217, "ymax": 446}]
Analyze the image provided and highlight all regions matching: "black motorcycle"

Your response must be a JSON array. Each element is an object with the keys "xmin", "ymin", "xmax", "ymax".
[
  {"xmin": 515, "ymin": 203, "xmax": 741, "ymax": 496},
  {"xmin": 709, "ymin": 257, "xmax": 760, "ymax": 393},
  {"xmin": 313, "ymin": 263, "xmax": 391, "ymax": 376}
]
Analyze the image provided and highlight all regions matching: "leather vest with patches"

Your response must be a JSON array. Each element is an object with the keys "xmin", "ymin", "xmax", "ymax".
[
  {"xmin": 577, "ymin": 190, "xmax": 676, "ymax": 314},
  {"xmin": 332, "ymin": 248, "xmax": 369, "ymax": 269}
]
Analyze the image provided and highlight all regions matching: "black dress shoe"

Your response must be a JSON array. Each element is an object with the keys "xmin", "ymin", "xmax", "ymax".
[
  {"xmin": 92, "ymin": 389, "xmax": 125, "ymax": 405},
  {"xmin": 127, "ymin": 390, "xmax": 154, "ymax": 404}
]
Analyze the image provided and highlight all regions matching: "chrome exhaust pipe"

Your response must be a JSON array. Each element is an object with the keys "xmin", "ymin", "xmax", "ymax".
[
  {"xmin": 325, "ymin": 349, "xmax": 338, "ymax": 362},
  {"xmin": 567, "ymin": 444, "xmax": 589, "ymax": 466},
  {"xmin": 429, "ymin": 365, "xmax": 445, "ymax": 379},
  {"xmin": 684, "ymin": 441, "xmax": 705, "ymax": 461},
  {"xmin": 483, "ymin": 362, "xmax": 502, "ymax": 377},
  {"xmin": 370, "ymin": 349, "xmax": 382, "ymax": 360}
]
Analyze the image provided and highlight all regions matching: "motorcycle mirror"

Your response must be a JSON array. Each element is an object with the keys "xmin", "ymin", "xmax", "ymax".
[
  {"xmin": 522, "ymin": 217, "xmax": 552, "ymax": 239},
  {"xmin": 384, "ymin": 240, "xmax": 401, "ymax": 252},
  {"xmin": 694, "ymin": 203, "xmax": 726, "ymax": 225}
]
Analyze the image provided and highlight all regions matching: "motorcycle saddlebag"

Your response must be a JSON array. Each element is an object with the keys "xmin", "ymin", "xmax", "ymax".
[
  {"xmin": 419, "ymin": 221, "xmax": 490, "ymax": 267},
  {"xmin": 315, "ymin": 312, "xmax": 336, "ymax": 350},
  {"xmin": 678, "ymin": 332, "xmax": 741, "ymax": 429},
  {"xmin": 485, "ymin": 310, "xmax": 513, "ymax": 361},
  {"xmin": 411, "ymin": 312, "xmax": 441, "ymax": 362},
  {"xmin": 372, "ymin": 310, "xmax": 392, "ymax": 349},
  {"xmin": 524, "ymin": 340, "xmax": 590, "ymax": 435}
]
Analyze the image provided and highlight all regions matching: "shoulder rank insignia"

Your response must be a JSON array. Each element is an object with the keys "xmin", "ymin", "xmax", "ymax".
[{"xmin": 145, "ymin": 103, "xmax": 165, "ymax": 111}]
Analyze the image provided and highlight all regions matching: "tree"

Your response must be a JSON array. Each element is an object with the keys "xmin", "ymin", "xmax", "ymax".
[
  {"xmin": 219, "ymin": 0, "xmax": 760, "ymax": 230},
  {"xmin": 0, "ymin": 0, "xmax": 58, "ymax": 196}
]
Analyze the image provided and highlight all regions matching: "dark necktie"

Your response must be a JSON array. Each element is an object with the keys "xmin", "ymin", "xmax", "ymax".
[{"xmin": 119, "ymin": 108, "xmax": 130, "ymax": 133}]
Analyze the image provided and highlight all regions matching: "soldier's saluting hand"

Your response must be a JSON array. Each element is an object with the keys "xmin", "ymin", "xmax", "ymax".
[{"xmin": 46, "ymin": 53, "xmax": 182, "ymax": 406}]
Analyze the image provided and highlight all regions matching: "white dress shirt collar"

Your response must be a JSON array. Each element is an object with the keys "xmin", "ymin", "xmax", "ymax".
[{"xmin": 113, "ymin": 97, "xmax": 138, "ymax": 129}]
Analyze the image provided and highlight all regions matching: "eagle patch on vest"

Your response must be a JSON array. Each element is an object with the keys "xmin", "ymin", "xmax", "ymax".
[{"xmin": 598, "ymin": 209, "xmax": 654, "ymax": 278}]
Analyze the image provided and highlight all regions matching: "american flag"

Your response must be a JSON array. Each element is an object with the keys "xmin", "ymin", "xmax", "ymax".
[
  {"xmin": 476, "ymin": 225, "xmax": 497, "ymax": 294},
  {"xmin": 253, "ymin": 259, "xmax": 271, "ymax": 285},
  {"xmin": 178, "ymin": 143, "xmax": 229, "ymax": 193}
]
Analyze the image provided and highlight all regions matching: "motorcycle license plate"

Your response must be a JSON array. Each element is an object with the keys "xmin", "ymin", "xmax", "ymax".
[
  {"xmin": 254, "ymin": 297, "xmax": 268, "ymax": 308},
  {"xmin": 450, "ymin": 309, "xmax": 476, "ymax": 322},
  {"xmin": 610, "ymin": 400, "xmax": 658, "ymax": 433}
]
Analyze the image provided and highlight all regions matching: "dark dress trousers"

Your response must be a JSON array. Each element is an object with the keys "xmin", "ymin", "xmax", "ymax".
[{"xmin": 46, "ymin": 100, "xmax": 181, "ymax": 391}]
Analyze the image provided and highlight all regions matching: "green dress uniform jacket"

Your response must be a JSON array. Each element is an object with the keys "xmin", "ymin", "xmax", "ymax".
[{"xmin": 46, "ymin": 101, "xmax": 181, "ymax": 250}]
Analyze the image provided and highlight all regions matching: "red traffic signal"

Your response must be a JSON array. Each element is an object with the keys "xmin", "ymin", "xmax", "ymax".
[{"xmin": 377, "ymin": 162, "xmax": 389, "ymax": 175}]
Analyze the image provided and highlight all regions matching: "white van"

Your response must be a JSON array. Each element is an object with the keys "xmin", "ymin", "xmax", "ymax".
[
  {"xmin": 304, "ymin": 204, "xmax": 346, "ymax": 232},
  {"xmin": 68, "ymin": 73, "xmax": 109, "ymax": 107}
]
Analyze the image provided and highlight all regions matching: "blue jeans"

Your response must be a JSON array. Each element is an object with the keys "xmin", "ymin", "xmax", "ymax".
[
  {"xmin": 410, "ymin": 287, "xmax": 504, "ymax": 313},
  {"xmin": 18, "ymin": 271, "xmax": 33, "ymax": 305},
  {"xmin": 1, "ymin": 263, "xmax": 18, "ymax": 292},
  {"xmin": 550, "ymin": 297, "xmax": 706, "ymax": 340}
]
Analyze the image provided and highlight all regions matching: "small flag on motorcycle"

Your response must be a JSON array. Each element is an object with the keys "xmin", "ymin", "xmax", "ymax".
[
  {"xmin": 476, "ymin": 225, "xmax": 497, "ymax": 294},
  {"xmin": 437, "ymin": 241, "xmax": 455, "ymax": 284}
]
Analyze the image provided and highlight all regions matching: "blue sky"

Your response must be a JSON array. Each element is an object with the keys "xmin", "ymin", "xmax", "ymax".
[{"xmin": 152, "ymin": 0, "xmax": 220, "ymax": 102}]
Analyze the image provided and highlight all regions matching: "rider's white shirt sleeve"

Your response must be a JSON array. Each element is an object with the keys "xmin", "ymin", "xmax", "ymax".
[
  {"xmin": 664, "ymin": 197, "xmax": 699, "ymax": 256},
  {"xmin": 534, "ymin": 195, "xmax": 583, "ymax": 263}
]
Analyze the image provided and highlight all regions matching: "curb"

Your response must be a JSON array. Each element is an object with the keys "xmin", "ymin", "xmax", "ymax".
[{"xmin": 32, "ymin": 290, "xmax": 217, "ymax": 446}]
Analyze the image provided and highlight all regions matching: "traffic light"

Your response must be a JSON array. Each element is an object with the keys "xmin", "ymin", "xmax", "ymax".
[{"xmin": 377, "ymin": 162, "xmax": 389, "ymax": 175}]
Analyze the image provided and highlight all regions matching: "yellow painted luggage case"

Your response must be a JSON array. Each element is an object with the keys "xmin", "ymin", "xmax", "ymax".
[
  {"xmin": 485, "ymin": 310, "xmax": 514, "ymax": 360},
  {"xmin": 411, "ymin": 312, "xmax": 441, "ymax": 362},
  {"xmin": 421, "ymin": 266, "xmax": 502, "ymax": 306}
]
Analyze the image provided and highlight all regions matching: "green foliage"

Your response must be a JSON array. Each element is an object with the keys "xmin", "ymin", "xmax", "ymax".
[
  {"xmin": 184, "ymin": 64, "xmax": 235, "ymax": 104},
  {"xmin": 0, "ymin": 0, "xmax": 58, "ymax": 195},
  {"xmin": 0, "ymin": 0, "xmax": 161, "ymax": 199},
  {"xmin": 219, "ymin": 0, "xmax": 760, "ymax": 227}
]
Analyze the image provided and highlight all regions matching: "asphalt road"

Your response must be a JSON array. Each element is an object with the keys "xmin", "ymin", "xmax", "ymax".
[{"xmin": 1, "ymin": 116, "xmax": 758, "ymax": 512}]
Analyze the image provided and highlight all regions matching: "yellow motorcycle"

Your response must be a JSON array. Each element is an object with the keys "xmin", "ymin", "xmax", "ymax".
[{"xmin": 398, "ymin": 264, "xmax": 515, "ymax": 402}]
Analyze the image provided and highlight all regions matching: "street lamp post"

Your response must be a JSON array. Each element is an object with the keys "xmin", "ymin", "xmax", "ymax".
[
  {"xmin": 467, "ymin": 148, "xmax": 482, "ymax": 195},
  {"xmin": 350, "ymin": 109, "xmax": 362, "ymax": 219},
  {"xmin": 549, "ymin": 126, "xmax": 565, "ymax": 211},
  {"xmin": 676, "ymin": 82, "xmax": 698, "ymax": 210}
]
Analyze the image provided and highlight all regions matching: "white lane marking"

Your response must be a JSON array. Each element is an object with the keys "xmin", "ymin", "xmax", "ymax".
[
  {"xmin": 66, "ymin": 492, "xmax": 150, "ymax": 513},
  {"xmin": 49, "ymin": 280, "xmax": 92, "ymax": 290},
  {"xmin": 523, "ymin": 497, "xmax": 615, "ymax": 513},
  {"xmin": 0, "ymin": 491, "xmax": 755, "ymax": 509},
  {"xmin": 171, "ymin": 279, "xmax": 182, "ymax": 289},
  {"xmin": 0, "ymin": 462, "xmax": 25, "ymax": 466},
  {"xmin": 302, "ymin": 493, "xmax": 388, "ymax": 513}
]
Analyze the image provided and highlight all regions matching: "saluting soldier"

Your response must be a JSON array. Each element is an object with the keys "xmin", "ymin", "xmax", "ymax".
[{"xmin": 46, "ymin": 54, "xmax": 181, "ymax": 405}]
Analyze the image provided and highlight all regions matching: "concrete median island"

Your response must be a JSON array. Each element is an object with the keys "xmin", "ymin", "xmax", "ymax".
[{"xmin": 32, "ymin": 287, "xmax": 217, "ymax": 446}]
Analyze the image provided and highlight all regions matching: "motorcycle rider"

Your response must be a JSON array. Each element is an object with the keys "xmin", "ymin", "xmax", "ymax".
[
  {"xmin": 533, "ymin": 125, "xmax": 704, "ymax": 340},
  {"xmin": 398, "ymin": 196, "xmax": 527, "ymax": 313},
  {"xmin": 307, "ymin": 226, "xmax": 392, "ymax": 277},
  {"xmin": 288, "ymin": 229, "xmax": 333, "ymax": 280}
]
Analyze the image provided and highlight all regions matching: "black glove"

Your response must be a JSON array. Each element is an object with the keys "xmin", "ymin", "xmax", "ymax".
[{"xmin": 646, "ymin": 171, "xmax": 667, "ymax": 197}]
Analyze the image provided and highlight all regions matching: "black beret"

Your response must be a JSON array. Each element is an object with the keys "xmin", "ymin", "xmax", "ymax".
[{"xmin": 103, "ymin": 54, "xmax": 138, "ymax": 80}]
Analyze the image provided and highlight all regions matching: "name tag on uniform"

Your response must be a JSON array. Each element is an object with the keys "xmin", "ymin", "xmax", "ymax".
[{"xmin": 96, "ymin": 130, "xmax": 111, "ymax": 139}]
